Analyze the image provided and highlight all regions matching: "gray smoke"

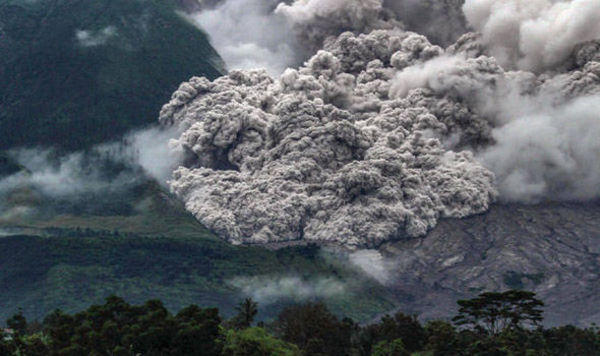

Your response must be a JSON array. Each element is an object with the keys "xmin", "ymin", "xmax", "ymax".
[
  {"xmin": 159, "ymin": 0, "xmax": 600, "ymax": 247},
  {"xmin": 274, "ymin": 0, "xmax": 401, "ymax": 50},
  {"xmin": 480, "ymin": 95, "xmax": 600, "ymax": 202},
  {"xmin": 388, "ymin": 50, "xmax": 600, "ymax": 202},
  {"xmin": 385, "ymin": 0, "xmax": 467, "ymax": 46},
  {"xmin": 160, "ymin": 31, "xmax": 497, "ymax": 247}
]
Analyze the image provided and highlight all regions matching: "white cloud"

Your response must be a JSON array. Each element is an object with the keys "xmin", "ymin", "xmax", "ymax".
[{"xmin": 76, "ymin": 26, "xmax": 118, "ymax": 47}]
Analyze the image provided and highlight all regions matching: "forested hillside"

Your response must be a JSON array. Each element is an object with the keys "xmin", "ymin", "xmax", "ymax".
[
  {"xmin": 0, "ymin": 0, "xmax": 224, "ymax": 151},
  {"xmin": 0, "ymin": 183, "xmax": 396, "ymax": 324}
]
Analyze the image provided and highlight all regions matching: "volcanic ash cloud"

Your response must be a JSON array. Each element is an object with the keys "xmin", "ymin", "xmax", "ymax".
[
  {"xmin": 159, "ymin": 0, "xmax": 600, "ymax": 247},
  {"xmin": 159, "ymin": 31, "xmax": 498, "ymax": 247}
]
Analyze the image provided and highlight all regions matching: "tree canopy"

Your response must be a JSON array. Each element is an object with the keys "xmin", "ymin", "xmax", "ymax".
[
  {"xmin": 452, "ymin": 290, "xmax": 545, "ymax": 334},
  {"xmin": 2, "ymin": 291, "xmax": 599, "ymax": 356}
]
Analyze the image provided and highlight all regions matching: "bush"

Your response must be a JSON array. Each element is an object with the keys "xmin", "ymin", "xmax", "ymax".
[
  {"xmin": 221, "ymin": 327, "xmax": 301, "ymax": 356},
  {"xmin": 371, "ymin": 338, "xmax": 409, "ymax": 356}
]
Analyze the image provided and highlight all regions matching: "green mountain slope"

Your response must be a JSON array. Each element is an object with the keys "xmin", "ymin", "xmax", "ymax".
[
  {"xmin": 0, "ymin": 0, "xmax": 224, "ymax": 151},
  {"xmin": 0, "ymin": 184, "xmax": 398, "ymax": 323},
  {"xmin": 0, "ymin": 0, "xmax": 398, "ymax": 324}
]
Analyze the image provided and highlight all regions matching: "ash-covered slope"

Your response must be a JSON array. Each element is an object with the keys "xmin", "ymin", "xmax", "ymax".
[
  {"xmin": 159, "ymin": 0, "xmax": 600, "ymax": 248},
  {"xmin": 379, "ymin": 201, "xmax": 600, "ymax": 326}
]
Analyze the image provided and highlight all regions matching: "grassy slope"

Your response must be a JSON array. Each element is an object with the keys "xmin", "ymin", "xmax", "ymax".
[
  {"xmin": 0, "ymin": 0, "xmax": 224, "ymax": 151},
  {"xmin": 0, "ymin": 184, "xmax": 398, "ymax": 323}
]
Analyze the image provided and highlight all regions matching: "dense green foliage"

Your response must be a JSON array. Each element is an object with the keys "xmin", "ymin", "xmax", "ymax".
[
  {"xmin": 4, "ymin": 296, "xmax": 223, "ymax": 355},
  {"xmin": 0, "ymin": 0, "xmax": 224, "ymax": 151},
  {"xmin": 0, "ymin": 232, "xmax": 394, "ymax": 324},
  {"xmin": 230, "ymin": 298, "xmax": 259, "ymax": 330},
  {"xmin": 221, "ymin": 328, "xmax": 300, "ymax": 356},
  {"xmin": 358, "ymin": 312, "xmax": 426, "ymax": 353},
  {"xmin": 275, "ymin": 302, "xmax": 356, "ymax": 355},
  {"xmin": 2, "ymin": 292, "xmax": 599, "ymax": 356},
  {"xmin": 370, "ymin": 339, "xmax": 409, "ymax": 356}
]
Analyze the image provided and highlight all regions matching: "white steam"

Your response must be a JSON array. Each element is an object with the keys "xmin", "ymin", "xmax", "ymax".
[
  {"xmin": 0, "ymin": 126, "xmax": 182, "ymax": 219},
  {"xmin": 76, "ymin": 26, "xmax": 118, "ymax": 47},
  {"xmin": 228, "ymin": 275, "xmax": 345, "ymax": 304},
  {"xmin": 0, "ymin": 149, "xmax": 132, "ymax": 198},
  {"xmin": 349, "ymin": 249, "xmax": 394, "ymax": 284},
  {"xmin": 463, "ymin": 0, "xmax": 600, "ymax": 71},
  {"xmin": 389, "ymin": 55, "xmax": 467, "ymax": 98},
  {"xmin": 123, "ymin": 127, "xmax": 184, "ymax": 185},
  {"xmin": 185, "ymin": 0, "xmax": 298, "ymax": 75}
]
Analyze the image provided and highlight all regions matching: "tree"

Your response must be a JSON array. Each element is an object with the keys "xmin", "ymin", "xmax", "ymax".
[
  {"xmin": 43, "ymin": 309, "xmax": 76, "ymax": 352},
  {"xmin": 424, "ymin": 320, "xmax": 459, "ymax": 356},
  {"xmin": 6, "ymin": 308, "xmax": 28, "ymax": 336},
  {"xmin": 276, "ymin": 302, "xmax": 354, "ymax": 356},
  {"xmin": 232, "ymin": 298, "xmax": 258, "ymax": 329},
  {"xmin": 358, "ymin": 312, "xmax": 426, "ymax": 354},
  {"xmin": 173, "ymin": 305, "xmax": 222, "ymax": 356},
  {"xmin": 41, "ymin": 296, "xmax": 223, "ymax": 356},
  {"xmin": 452, "ymin": 290, "xmax": 544, "ymax": 335}
]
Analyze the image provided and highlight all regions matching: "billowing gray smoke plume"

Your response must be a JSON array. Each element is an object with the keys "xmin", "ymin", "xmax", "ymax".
[
  {"xmin": 186, "ymin": 0, "xmax": 466, "ymax": 74},
  {"xmin": 385, "ymin": 0, "xmax": 468, "ymax": 46},
  {"xmin": 161, "ymin": 0, "xmax": 600, "ymax": 247}
]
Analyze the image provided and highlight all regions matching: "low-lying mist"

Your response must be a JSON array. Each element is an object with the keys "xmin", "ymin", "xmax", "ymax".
[{"xmin": 0, "ymin": 127, "xmax": 182, "ymax": 221}]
